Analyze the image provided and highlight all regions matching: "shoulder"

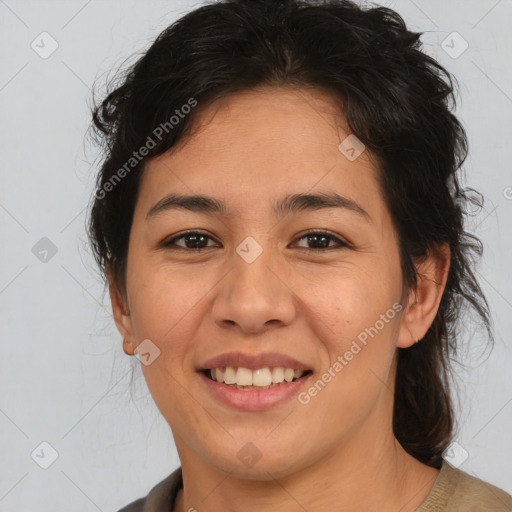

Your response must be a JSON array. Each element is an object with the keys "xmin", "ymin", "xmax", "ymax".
[
  {"xmin": 116, "ymin": 467, "xmax": 183, "ymax": 512},
  {"xmin": 418, "ymin": 461, "xmax": 512, "ymax": 511},
  {"xmin": 117, "ymin": 497, "xmax": 145, "ymax": 512}
]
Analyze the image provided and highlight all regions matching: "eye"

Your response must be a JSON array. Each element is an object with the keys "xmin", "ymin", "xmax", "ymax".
[
  {"xmin": 292, "ymin": 230, "xmax": 349, "ymax": 251},
  {"xmin": 162, "ymin": 231, "xmax": 219, "ymax": 250},
  {"xmin": 161, "ymin": 229, "xmax": 350, "ymax": 252}
]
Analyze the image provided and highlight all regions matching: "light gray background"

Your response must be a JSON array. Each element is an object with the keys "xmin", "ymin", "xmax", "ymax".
[{"xmin": 0, "ymin": 0, "xmax": 511, "ymax": 510}]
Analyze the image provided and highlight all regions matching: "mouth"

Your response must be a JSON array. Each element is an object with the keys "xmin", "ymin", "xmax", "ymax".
[{"xmin": 200, "ymin": 366, "xmax": 314, "ymax": 391}]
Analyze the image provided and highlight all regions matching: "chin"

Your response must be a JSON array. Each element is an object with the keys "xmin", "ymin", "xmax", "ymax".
[{"xmin": 197, "ymin": 435, "xmax": 311, "ymax": 481}]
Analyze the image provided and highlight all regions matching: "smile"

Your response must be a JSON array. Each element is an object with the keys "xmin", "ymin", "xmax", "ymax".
[
  {"xmin": 198, "ymin": 366, "xmax": 313, "ymax": 411},
  {"xmin": 203, "ymin": 366, "xmax": 313, "ymax": 390}
]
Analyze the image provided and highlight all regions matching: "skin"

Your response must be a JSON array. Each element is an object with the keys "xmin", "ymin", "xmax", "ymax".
[{"xmin": 110, "ymin": 86, "xmax": 450, "ymax": 512}]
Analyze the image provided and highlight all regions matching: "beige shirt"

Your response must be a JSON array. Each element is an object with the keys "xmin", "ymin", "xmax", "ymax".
[{"xmin": 118, "ymin": 460, "xmax": 512, "ymax": 511}]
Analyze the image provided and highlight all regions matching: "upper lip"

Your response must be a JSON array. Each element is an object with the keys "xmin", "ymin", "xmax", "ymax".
[{"xmin": 198, "ymin": 352, "xmax": 311, "ymax": 371}]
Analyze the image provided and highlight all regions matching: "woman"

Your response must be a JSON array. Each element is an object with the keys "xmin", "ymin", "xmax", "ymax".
[{"xmin": 87, "ymin": 0, "xmax": 511, "ymax": 510}]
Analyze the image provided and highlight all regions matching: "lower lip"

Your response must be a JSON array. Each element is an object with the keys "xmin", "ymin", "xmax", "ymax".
[{"xmin": 198, "ymin": 371, "xmax": 312, "ymax": 411}]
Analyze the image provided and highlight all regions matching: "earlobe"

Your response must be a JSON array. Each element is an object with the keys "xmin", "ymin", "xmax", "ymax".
[
  {"xmin": 397, "ymin": 243, "xmax": 451, "ymax": 349},
  {"xmin": 107, "ymin": 268, "xmax": 136, "ymax": 356},
  {"xmin": 122, "ymin": 337, "xmax": 134, "ymax": 355}
]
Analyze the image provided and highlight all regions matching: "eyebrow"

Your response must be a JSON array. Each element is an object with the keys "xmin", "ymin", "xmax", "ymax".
[{"xmin": 146, "ymin": 191, "xmax": 372, "ymax": 223}]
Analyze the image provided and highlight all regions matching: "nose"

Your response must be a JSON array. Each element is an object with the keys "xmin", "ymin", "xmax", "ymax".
[{"xmin": 210, "ymin": 244, "xmax": 297, "ymax": 334}]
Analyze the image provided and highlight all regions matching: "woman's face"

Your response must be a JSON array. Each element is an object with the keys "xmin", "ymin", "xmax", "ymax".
[{"xmin": 115, "ymin": 87, "xmax": 416, "ymax": 478}]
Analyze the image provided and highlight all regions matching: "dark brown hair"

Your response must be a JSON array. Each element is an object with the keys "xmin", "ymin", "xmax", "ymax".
[{"xmin": 87, "ymin": 0, "xmax": 492, "ymax": 468}]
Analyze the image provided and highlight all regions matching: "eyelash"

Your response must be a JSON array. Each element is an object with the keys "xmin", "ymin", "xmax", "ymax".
[{"xmin": 161, "ymin": 230, "xmax": 350, "ymax": 252}]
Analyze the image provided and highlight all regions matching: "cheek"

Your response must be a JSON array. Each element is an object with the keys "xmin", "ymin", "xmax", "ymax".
[
  {"xmin": 126, "ymin": 260, "xmax": 211, "ymax": 341},
  {"xmin": 295, "ymin": 266, "xmax": 400, "ymax": 396},
  {"xmin": 297, "ymin": 263, "xmax": 397, "ymax": 340},
  {"xmin": 126, "ymin": 265, "xmax": 207, "ymax": 415}
]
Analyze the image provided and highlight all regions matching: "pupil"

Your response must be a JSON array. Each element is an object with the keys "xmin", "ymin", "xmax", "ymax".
[
  {"xmin": 308, "ymin": 234, "xmax": 329, "ymax": 249},
  {"xmin": 186, "ymin": 234, "xmax": 207, "ymax": 249}
]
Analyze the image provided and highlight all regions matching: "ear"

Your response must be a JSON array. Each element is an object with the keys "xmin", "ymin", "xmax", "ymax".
[
  {"xmin": 397, "ymin": 243, "xmax": 451, "ymax": 348},
  {"xmin": 107, "ymin": 266, "xmax": 136, "ymax": 356}
]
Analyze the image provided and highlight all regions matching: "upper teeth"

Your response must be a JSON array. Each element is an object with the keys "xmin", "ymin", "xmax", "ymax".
[{"xmin": 209, "ymin": 367, "xmax": 306, "ymax": 386}]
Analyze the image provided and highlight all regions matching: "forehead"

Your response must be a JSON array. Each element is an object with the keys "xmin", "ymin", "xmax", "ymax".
[
  {"xmin": 169, "ymin": 86, "xmax": 351, "ymax": 164},
  {"xmin": 139, "ymin": 86, "xmax": 385, "ymax": 221}
]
